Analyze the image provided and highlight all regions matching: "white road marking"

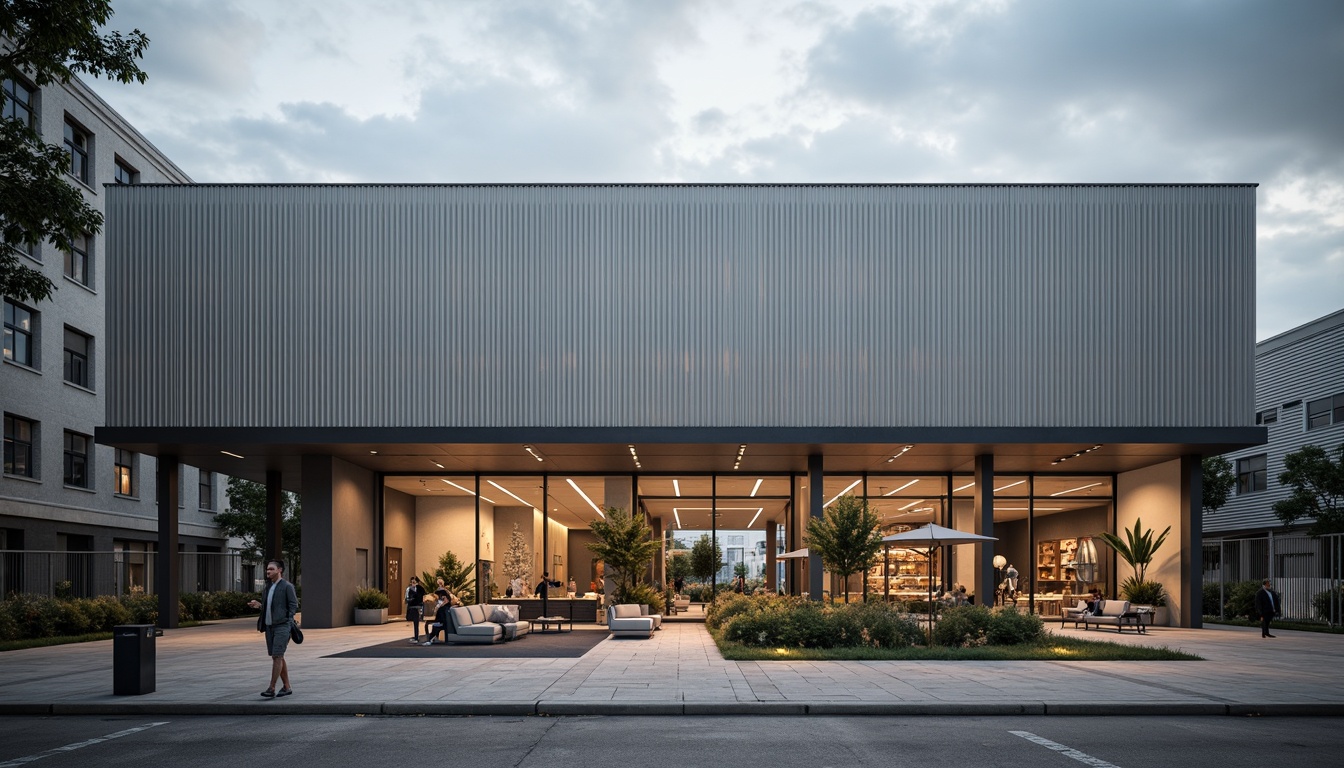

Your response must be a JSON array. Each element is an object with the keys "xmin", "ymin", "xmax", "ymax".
[
  {"xmin": 1010, "ymin": 730, "xmax": 1124, "ymax": 768},
  {"xmin": 0, "ymin": 722, "xmax": 168, "ymax": 768}
]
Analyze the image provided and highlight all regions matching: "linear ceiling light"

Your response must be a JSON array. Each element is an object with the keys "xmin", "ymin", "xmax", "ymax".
[
  {"xmin": 523, "ymin": 445, "xmax": 545, "ymax": 462},
  {"xmin": 432, "ymin": 461, "xmax": 445, "ymax": 469},
  {"xmin": 1049, "ymin": 482, "xmax": 1104, "ymax": 497},
  {"xmin": 674, "ymin": 509, "xmax": 682, "ymax": 528},
  {"xmin": 627, "ymin": 444, "xmax": 642, "ymax": 470},
  {"xmin": 994, "ymin": 479, "xmax": 1026, "ymax": 492},
  {"xmin": 899, "ymin": 498, "xmax": 926, "ymax": 510},
  {"xmin": 750, "ymin": 478, "xmax": 763, "ymax": 498},
  {"xmin": 733, "ymin": 444, "xmax": 747, "ymax": 471},
  {"xmin": 994, "ymin": 506, "xmax": 1064, "ymax": 511},
  {"xmin": 440, "ymin": 479, "xmax": 495, "ymax": 504},
  {"xmin": 566, "ymin": 478, "xmax": 604, "ymax": 518},
  {"xmin": 954, "ymin": 481, "xmax": 975, "ymax": 492},
  {"xmin": 487, "ymin": 480, "xmax": 534, "ymax": 508},
  {"xmin": 824, "ymin": 479, "xmax": 863, "ymax": 508},
  {"xmin": 884, "ymin": 479, "xmax": 920, "ymax": 496},
  {"xmin": 220, "ymin": 450, "xmax": 245, "ymax": 459},
  {"xmin": 885, "ymin": 445, "xmax": 915, "ymax": 463},
  {"xmin": 748, "ymin": 509, "xmax": 762, "ymax": 527},
  {"xmin": 1052, "ymin": 445, "xmax": 1104, "ymax": 465}
]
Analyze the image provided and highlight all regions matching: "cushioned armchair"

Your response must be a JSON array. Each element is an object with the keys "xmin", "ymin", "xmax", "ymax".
[
  {"xmin": 1061, "ymin": 599, "xmax": 1090, "ymax": 628},
  {"xmin": 607, "ymin": 604, "xmax": 655, "ymax": 638}
]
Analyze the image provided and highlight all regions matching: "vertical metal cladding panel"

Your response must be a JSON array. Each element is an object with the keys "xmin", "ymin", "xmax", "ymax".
[{"xmin": 104, "ymin": 184, "xmax": 1255, "ymax": 430}]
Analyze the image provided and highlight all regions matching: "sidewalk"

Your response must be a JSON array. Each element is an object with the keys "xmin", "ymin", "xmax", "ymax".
[{"xmin": 2, "ymin": 617, "xmax": 1342, "ymax": 717}]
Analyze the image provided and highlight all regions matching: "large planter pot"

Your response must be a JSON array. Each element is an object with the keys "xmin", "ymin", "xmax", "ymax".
[
  {"xmin": 354, "ymin": 607, "xmax": 388, "ymax": 625},
  {"xmin": 1132, "ymin": 605, "xmax": 1169, "ymax": 626}
]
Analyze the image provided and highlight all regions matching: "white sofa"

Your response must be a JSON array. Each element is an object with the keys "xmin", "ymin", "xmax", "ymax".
[
  {"xmin": 671, "ymin": 594, "xmax": 690, "ymax": 614},
  {"xmin": 607, "ymin": 604, "xmax": 655, "ymax": 638},
  {"xmin": 445, "ymin": 603, "xmax": 531, "ymax": 644},
  {"xmin": 1080, "ymin": 599, "xmax": 1137, "ymax": 632}
]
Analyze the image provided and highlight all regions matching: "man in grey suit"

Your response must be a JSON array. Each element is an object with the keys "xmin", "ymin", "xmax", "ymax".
[{"xmin": 248, "ymin": 559, "xmax": 298, "ymax": 697}]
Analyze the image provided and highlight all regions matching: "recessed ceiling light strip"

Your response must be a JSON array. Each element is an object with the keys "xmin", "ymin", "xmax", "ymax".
[
  {"xmin": 1049, "ymin": 482, "xmax": 1103, "ymax": 497},
  {"xmin": 885, "ymin": 445, "xmax": 915, "ymax": 463},
  {"xmin": 824, "ymin": 479, "xmax": 863, "ymax": 508},
  {"xmin": 566, "ymin": 478, "xmax": 604, "ymax": 518},
  {"xmin": 1052, "ymin": 445, "xmax": 1104, "ymax": 465},
  {"xmin": 994, "ymin": 479, "xmax": 1025, "ymax": 492},
  {"xmin": 487, "ymin": 480, "xmax": 534, "ymax": 508},
  {"xmin": 750, "ymin": 478, "xmax": 763, "ymax": 497},
  {"xmin": 884, "ymin": 479, "xmax": 920, "ymax": 496}
]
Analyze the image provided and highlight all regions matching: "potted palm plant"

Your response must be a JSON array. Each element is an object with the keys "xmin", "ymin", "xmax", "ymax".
[
  {"xmin": 1097, "ymin": 518, "xmax": 1171, "ymax": 626},
  {"xmin": 353, "ymin": 586, "xmax": 390, "ymax": 624}
]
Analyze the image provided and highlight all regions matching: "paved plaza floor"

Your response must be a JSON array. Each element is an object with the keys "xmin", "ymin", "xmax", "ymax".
[{"xmin": 2, "ymin": 617, "xmax": 1342, "ymax": 716}]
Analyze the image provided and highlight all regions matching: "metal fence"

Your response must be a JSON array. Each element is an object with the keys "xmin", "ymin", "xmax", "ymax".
[
  {"xmin": 0, "ymin": 551, "xmax": 255, "ymax": 598},
  {"xmin": 1203, "ymin": 533, "xmax": 1344, "ymax": 624}
]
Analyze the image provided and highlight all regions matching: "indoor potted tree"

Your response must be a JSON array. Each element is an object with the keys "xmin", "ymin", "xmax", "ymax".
[
  {"xmin": 353, "ymin": 586, "xmax": 390, "ymax": 624},
  {"xmin": 1097, "ymin": 518, "xmax": 1171, "ymax": 626}
]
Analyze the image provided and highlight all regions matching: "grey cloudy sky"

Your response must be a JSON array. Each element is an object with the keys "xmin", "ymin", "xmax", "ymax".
[{"xmin": 86, "ymin": 0, "xmax": 1343, "ymax": 340}]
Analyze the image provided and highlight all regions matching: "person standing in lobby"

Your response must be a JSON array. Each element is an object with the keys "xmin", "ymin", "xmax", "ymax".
[
  {"xmin": 247, "ymin": 559, "xmax": 298, "ymax": 697},
  {"xmin": 1255, "ymin": 579, "xmax": 1281, "ymax": 638}
]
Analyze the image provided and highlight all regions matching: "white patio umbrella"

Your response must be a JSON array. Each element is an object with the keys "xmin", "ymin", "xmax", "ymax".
[
  {"xmin": 881, "ymin": 524, "xmax": 998, "ymax": 641},
  {"xmin": 776, "ymin": 548, "xmax": 809, "ymax": 559}
]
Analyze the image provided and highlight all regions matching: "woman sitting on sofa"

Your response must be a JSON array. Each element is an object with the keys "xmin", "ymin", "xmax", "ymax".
[{"xmin": 422, "ymin": 589, "xmax": 454, "ymax": 645}]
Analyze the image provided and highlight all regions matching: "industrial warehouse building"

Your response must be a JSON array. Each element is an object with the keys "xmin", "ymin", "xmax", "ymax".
[{"xmin": 95, "ymin": 183, "xmax": 1263, "ymax": 628}]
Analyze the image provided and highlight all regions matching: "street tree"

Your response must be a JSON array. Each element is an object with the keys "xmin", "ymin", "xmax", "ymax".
[
  {"xmin": 214, "ymin": 477, "xmax": 302, "ymax": 577},
  {"xmin": 1, "ymin": 0, "xmax": 149, "ymax": 304},
  {"xmin": 1273, "ymin": 444, "xmax": 1344, "ymax": 536},
  {"xmin": 1202, "ymin": 456, "xmax": 1236, "ymax": 515},
  {"xmin": 805, "ymin": 494, "xmax": 883, "ymax": 602},
  {"xmin": 689, "ymin": 533, "xmax": 723, "ymax": 586}
]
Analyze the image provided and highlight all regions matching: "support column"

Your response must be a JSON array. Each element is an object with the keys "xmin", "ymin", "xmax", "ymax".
[
  {"xmin": 1180, "ymin": 454, "xmax": 1203, "ymax": 629},
  {"xmin": 808, "ymin": 454, "xmax": 824, "ymax": 601},
  {"xmin": 973, "ymin": 453, "xmax": 994, "ymax": 607},
  {"xmin": 265, "ymin": 470, "xmax": 283, "ymax": 561},
  {"xmin": 765, "ymin": 520, "xmax": 777, "ymax": 593},
  {"xmin": 650, "ymin": 515, "xmax": 665, "ymax": 587},
  {"xmin": 156, "ymin": 455, "xmax": 180, "ymax": 629},
  {"xmin": 302, "ymin": 454, "xmax": 335, "ymax": 628}
]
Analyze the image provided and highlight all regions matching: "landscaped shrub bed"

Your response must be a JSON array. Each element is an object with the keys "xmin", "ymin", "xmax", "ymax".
[
  {"xmin": 707, "ymin": 594, "xmax": 1044, "ymax": 649},
  {"xmin": 0, "ymin": 591, "xmax": 262, "ymax": 642}
]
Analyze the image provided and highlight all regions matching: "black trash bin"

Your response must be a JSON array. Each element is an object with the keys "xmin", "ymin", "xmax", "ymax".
[{"xmin": 113, "ymin": 624, "xmax": 156, "ymax": 695}]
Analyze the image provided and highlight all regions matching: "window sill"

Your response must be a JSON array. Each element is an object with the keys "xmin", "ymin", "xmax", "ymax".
[
  {"xmin": 63, "ymin": 380, "xmax": 96, "ymax": 395},
  {"xmin": 114, "ymin": 493, "xmax": 140, "ymax": 501},
  {"xmin": 63, "ymin": 484, "xmax": 96, "ymax": 494},
  {"xmin": 62, "ymin": 275, "xmax": 96, "ymax": 294},
  {"xmin": 2, "ymin": 358, "xmax": 41, "ymax": 374},
  {"xmin": 64, "ymin": 173, "xmax": 97, "ymax": 195},
  {"xmin": 3, "ymin": 473, "xmax": 42, "ymax": 484}
]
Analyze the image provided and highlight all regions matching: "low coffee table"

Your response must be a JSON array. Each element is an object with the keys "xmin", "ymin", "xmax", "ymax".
[
  {"xmin": 534, "ymin": 615, "xmax": 572, "ymax": 633},
  {"xmin": 1119, "ymin": 611, "xmax": 1148, "ymax": 634}
]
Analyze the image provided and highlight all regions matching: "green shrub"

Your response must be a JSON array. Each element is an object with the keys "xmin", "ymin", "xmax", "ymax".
[
  {"xmin": 179, "ymin": 591, "xmax": 208, "ymax": 621},
  {"xmin": 830, "ymin": 601, "xmax": 924, "ymax": 648},
  {"xmin": 1119, "ymin": 578, "xmax": 1167, "ymax": 607},
  {"xmin": 986, "ymin": 607, "xmax": 1044, "ymax": 645},
  {"xmin": 1313, "ymin": 586, "xmax": 1344, "ymax": 623},
  {"xmin": 213, "ymin": 591, "xmax": 259, "ymax": 618},
  {"xmin": 354, "ymin": 587, "xmax": 389, "ymax": 609},
  {"xmin": 1202, "ymin": 582, "xmax": 1224, "ymax": 616},
  {"xmin": 90, "ymin": 595, "xmax": 132, "ymax": 630},
  {"xmin": 119, "ymin": 593, "xmax": 160, "ymax": 624},
  {"xmin": 705, "ymin": 592, "xmax": 759, "ymax": 630},
  {"xmin": 0, "ymin": 606, "xmax": 17, "ymax": 641},
  {"xmin": 618, "ymin": 583, "xmax": 666, "ymax": 614},
  {"xmin": 722, "ymin": 597, "xmax": 831, "ymax": 647},
  {"xmin": 7, "ymin": 593, "xmax": 61, "ymax": 638},
  {"xmin": 933, "ymin": 605, "xmax": 993, "ymax": 647},
  {"xmin": 1224, "ymin": 580, "xmax": 1261, "ymax": 620},
  {"xmin": 55, "ymin": 599, "xmax": 94, "ymax": 635},
  {"xmin": 53, "ymin": 580, "xmax": 74, "ymax": 600}
]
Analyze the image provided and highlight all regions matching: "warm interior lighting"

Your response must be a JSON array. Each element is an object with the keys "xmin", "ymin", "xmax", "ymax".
[
  {"xmin": 885, "ymin": 445, "xmax": 915, "ymax": 463},
  {"xmin": 220, "ymin": 450, "xmax": 245, "ymax": 459},
  {"xmin": 441, "ymin": 479, "xmax": 495, "ymax": 504},
  {"xmin": 994, "ymin": 506, "xmax": 1063, "ymax": 511},
  {"xmin": 884, "ymin": 479, "xmax": 920, "ymax": 496},
  {"xmin": 824, "ymin": 478, "xmax": 862, "ymax": 507},
  {"xmin": 432, "ymin": 461, "xmax": 445, "ymax": 469},
  {"xmin": 1052, "ymin": 444, "xmax": 1104, "ymax": 465},
  {"xmin": 674, "ymin": 509, "xmax": 682, "ymax": 528},
  {"xmin": 750, "ymin": 478, "xmax": 763, "ymax": 497},
  {"xmin": 1049, "ymin": 482, "xmax": 1103, "ymax": 497},
  {"xmin": 994, "ymin": 479, "xmax": 1025, "ymax": 492},
  {"xmin": 733, "ymin": 444, "xmax": 747, "ymax": 471},
  {"xmin": 954, "ymin": 481, "xmax": 975, "ymax": 492},
  {"xmin": 567, "ymin": 478, "xmax": 604, "ymax": 518},
  {"xmin": 673, "ymin": 479, "xmax": 681, "ymax": 497},
  {"xmin": 369, "ymin": 450, "xmax": 378, "ymax": 455},
  {"xmin": 523, "ymin": 445, "xmax": 545, "ymax": 462},
  {"xmin": 899, "ymin": 498, "xmax": 926, "ymax": 510},
  {"xmin": 747, "ymin": 509, "xmax": 762, "ymax": 527},
  {"xmin": 627, "ymin": 444, "xmax": 642, "ymax": 469}
]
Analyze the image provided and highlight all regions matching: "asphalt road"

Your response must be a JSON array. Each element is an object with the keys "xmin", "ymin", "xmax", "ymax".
[{"xmin": 1, "ymin": 715, "xmax": 1341, "ymax": 768}]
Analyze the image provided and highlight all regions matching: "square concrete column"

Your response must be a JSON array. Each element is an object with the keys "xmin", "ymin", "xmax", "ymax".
[
  {"xmin": 808, "ymin": 454, "xmax": 824, "ymax": 600},
  {"xmin": 1180, "ymin": 454, "xmax": 1203, "ymax": 629},
  {"xmin": 973, "ymin": 454, "xmax": 994, "ymax": 606},
  {"xmin": 156, "ymin": 454, "xmax": 180, "ymax": 628}
]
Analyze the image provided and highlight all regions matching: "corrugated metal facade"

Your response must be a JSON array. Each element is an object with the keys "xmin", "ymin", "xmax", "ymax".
[
  {"xmin": 1207, "ymin": 309, "xmax": 1344, "ymax": 534},
  {"xmin": 104, "ymin": 184, "xmax": 1255, "ymax": 430}
]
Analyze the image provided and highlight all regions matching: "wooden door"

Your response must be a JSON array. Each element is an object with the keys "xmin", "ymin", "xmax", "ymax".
[{"xmin": 386, "ymin": 547, "xmax": 403, "ymax": 616}]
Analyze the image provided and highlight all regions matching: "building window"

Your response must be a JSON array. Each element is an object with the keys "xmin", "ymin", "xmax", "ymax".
[
  {"xmin": 1306, "ymin": 392, "xmax": 1344, "ymax": 430},
  {"xmin": 2, "ymin": 78, "xmax": 34, "ymax": 127},
  {"xmin": 198, "ymin": 470, "xmax": 214, "ymax": 510},
  {"xmin": 4, "ymin": 414, "xmax": 36, "ymax": 477},
  {"xmin": 3, "ymin": 299, "xmax": 35, "ymax": 367},
  {"xmin": 1256, "ymin": 408, "xmax": 1278, "ymax": 425},
  {"xmin": 65, "ymin": 233, "xmax": 90, "ymax": 285},
  {"xmin": 63, "ymin": 327, "xmax": 91, "ymax": 388},
  {"xmin": 63, "ymin": 431, "xmax": 90, "ymax": 488},
  {"xmin": 1236, "ymin": 454, "xmax": 1267, "ymax": 495},
  {"xmin": 64, "ymin": 118, "xmax": 90, "ymax": 184},
  {"xmin": 113, "ymin": 158, "xmax": 139, "ymax": 185},
  {"xmin": 114, "ymin": 449, "xmax": 136, "ymax": 496}
]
